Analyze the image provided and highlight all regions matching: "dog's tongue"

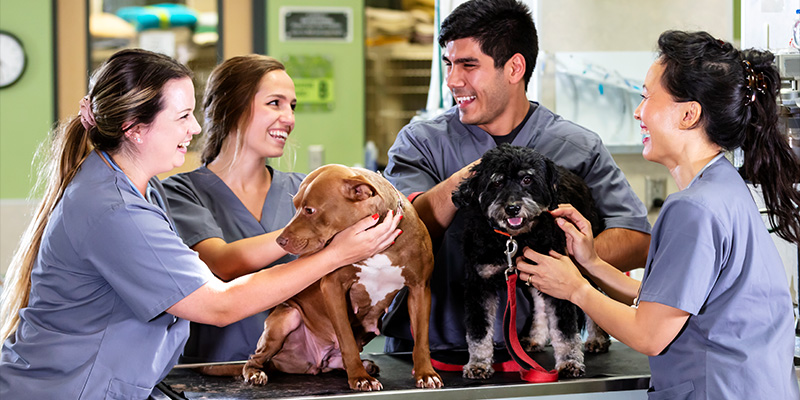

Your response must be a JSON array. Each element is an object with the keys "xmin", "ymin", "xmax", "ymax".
[{"xmin": 508, "ymin": 217, "xmax": 523, "ymax": 226}]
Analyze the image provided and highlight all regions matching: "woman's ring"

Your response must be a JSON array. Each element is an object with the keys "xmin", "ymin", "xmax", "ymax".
[{"xmin": 526, "ymin": 274, "xmax": 533, "ymax": 287}]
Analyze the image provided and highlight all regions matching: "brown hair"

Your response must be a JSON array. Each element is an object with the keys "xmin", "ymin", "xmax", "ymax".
[
  {"xmin": 0, "ymin": 49, "xmax": 192, "ymax": 341},
  {"xmin": 200, "ymin": 54, "xmax": 286, "ymax": 165},
  {"xmin": 657, "ymin": 31, "xmax": 800, "ymax": 244}
]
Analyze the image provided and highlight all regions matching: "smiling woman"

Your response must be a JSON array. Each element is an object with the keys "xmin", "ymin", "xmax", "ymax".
[{"xmin": 0, "ymin": 49, "xmax": 402, "ymax": 399}]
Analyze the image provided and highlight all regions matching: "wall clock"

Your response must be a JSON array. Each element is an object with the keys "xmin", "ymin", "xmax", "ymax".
[{"xmin": 0, "ymin": 31, "xmax": 27, "ymax": 88}]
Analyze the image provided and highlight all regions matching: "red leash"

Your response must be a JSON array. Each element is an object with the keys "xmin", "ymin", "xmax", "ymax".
[
  {"xmin": 495, "ymin": 229, "xmax": 558, "ymax": 382},
  {"xmin": 430, "ymin": 230, "xmax": 557, "ymax": 382}
]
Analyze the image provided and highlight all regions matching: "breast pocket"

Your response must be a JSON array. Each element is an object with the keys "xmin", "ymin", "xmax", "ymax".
[
  {"xmin": 105, "ymin": 378, "xmax": 152, "ymax": 400},
  {"xmin": 648, "ymin": 380, "xmax": 695, "ymax": 400}
]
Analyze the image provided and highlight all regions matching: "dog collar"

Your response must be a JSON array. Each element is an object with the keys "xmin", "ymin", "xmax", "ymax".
[{"xmin": 493, "ymin": 229, "xmax": 511, "ymax": 237}]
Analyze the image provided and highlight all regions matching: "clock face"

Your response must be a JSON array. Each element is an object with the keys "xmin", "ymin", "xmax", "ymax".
[{"xmin": 0, "ymin": 31, "xmax": 27, "ymax": 88}]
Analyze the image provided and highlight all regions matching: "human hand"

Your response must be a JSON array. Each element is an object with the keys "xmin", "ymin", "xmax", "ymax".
[
  {"xmin": 516, "ymin": 248, "xmax": 590, "ymax": 303},
  {"xmin": 550, "ymin": 204, "xmax": 600, "ymax": 270},
  {"xmin": 325, "ymin": 209, "xmax": 403, "ymax": 266}
]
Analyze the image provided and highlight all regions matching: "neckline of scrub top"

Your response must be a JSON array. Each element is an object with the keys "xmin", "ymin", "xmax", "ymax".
[
  {"xmin": 685, "ymin": 152, "xmax": 725, "ymax": 190},
  {"xmin": 98, "ymin": 150, "xmax": 168, "ymax": 212}
]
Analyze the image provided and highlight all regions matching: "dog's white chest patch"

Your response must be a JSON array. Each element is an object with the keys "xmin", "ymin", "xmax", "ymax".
[{"xmin": 354, "ymin": 254, "xmax": 405, "ymax": 306}]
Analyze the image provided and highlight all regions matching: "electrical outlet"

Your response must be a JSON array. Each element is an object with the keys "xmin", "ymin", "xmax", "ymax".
[{"xmin": 645, "ymin": 177, "xmax": 667, "ymax": 210}]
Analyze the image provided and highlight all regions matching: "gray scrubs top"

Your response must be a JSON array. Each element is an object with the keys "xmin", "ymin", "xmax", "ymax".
[
  {"xmin": 163, "ymin": 165, "xmax": 304, "ymax": 363},
  {"xmin": 0, "ymin": 152, "xmax": 212, "ymax": 399},
  {"xmin": 382, "ymin": 104, "xmax": 650, "ymax": 352},
  {"xmin": 640, "ymin": 155, "xmax": 799, "ymax": 399}
]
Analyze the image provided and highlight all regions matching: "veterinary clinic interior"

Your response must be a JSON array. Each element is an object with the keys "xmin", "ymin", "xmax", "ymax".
[{"xmin": 1, "ymin": 0, "xmax": 799, "ymax": 398}]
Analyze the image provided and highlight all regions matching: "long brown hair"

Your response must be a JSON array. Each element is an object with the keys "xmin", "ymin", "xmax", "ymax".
[
  {"xmin": 200, "ymin": 54, "xmax": 286, "ymax": 165},
  {"xmin": 657, "ymin": 31, "xmax": 800, "ymax": 245},
  {"xmin": 0, "ymin": 49, "xmax": 192, "ymax": 341}
]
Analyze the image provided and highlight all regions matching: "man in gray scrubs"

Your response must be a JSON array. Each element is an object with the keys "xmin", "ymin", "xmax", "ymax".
[{"xmin": 381, "ymin": 0, "xmax": 651, "ymax": 356}]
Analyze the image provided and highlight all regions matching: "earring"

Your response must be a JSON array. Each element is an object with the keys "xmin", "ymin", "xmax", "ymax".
[{"xmin": 135, "ymin": 137, "xmax": 142, "ymax": 143}]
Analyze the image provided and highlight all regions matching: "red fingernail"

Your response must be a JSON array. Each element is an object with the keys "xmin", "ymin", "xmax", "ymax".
[
  {"xmin": 372, "ymin": 213, "xmax": 379, "ymax": 220},
  {"xmin": 399, "ymin": 215, "xmax": 404, "ymax": 221}
]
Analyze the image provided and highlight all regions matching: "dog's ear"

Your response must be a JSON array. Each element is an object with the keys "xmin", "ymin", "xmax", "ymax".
[
  {"xmin": 342, "ymin": 177, "xmax": 377, "ymax": 202},
  {"xmin": 545, "ymin": 159, "xmax": 561, "ymax": 210},
  {"xmin": 451, "ymin": 177, "xmax": 473, "ymax": 208},
  {"xmin": 451, "ymin": 163, "xmax": 483, "ymax": 209}
]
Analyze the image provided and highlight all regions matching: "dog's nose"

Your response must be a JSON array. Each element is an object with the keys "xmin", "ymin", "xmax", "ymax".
[
  {"xmin": 276, "ymin": 236, "xmax": 289, "ymax": 248},
  {"xmin": 505, "ymin": 204, "xmax": 521, "ymax": 216}
]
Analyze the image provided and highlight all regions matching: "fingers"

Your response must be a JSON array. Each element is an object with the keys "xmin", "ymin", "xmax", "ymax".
[{"xmin": 551, "ymin": 204, "xmax": 593, "ymax": 236}]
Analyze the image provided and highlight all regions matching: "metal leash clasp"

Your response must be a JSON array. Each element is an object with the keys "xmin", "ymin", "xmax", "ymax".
[{"xmin": 504, "ymin": 237, "xmax": 518, "ymax": 281}]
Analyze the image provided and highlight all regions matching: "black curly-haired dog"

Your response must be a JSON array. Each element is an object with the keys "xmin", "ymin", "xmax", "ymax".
[{"xmin": 452, "ymin": 144, "xmax": 610, "ymax": 380}]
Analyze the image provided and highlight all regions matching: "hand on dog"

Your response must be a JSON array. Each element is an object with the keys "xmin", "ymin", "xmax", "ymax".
[
  {"xmin": 517, "ymin": 249, "xmax": 590, "ymax": 303},
  {"xmin": 550, "ymin": 204, "xmax": 601, "ymax": 271},
  {"xmin": 325, "ymin": 209, "xmax": 403, "ymax": 267}
]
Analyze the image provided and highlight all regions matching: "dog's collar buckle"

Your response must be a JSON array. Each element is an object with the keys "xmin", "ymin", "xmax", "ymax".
[{"xmin": 504, "ymin": 237, "xmax": 518, "ymax": 281}]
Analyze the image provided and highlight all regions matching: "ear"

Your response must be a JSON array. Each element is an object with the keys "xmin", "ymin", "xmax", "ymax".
[
  {"xmin": 451, "ymin": 175, "xmax": 474, "ymax": 209},
  {"xmin": 505, "ymin": 53, "xmax": 526, "ymax": 85},
  {"xmin": 545, "ymin": 159, "xmax": 561, "ymax": 210},
  {"xmin": 342, "ymin": 177, "xmax": 377, "ymax": 202},
  {"xmin": 678, "ymin": 101, "xmax": 702, "ymax": 129}
]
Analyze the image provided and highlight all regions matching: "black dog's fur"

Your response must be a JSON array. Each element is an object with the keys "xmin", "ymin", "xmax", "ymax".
[{"xmin": 452, "ymin": 144, "xmax": 610, "ymax": 379}]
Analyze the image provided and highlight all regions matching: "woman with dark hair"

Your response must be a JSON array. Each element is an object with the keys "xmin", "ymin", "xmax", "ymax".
[
  {"xmin": 0, "ymin": 49, "xmax": 401, "ymax": 399},
  {"xmin": 518, "ymin": 31, "xmax": 800, "ymax": 399},
  {"xmin": 162, "ymin": 54, "xmax": 312, "ymax": 366}
]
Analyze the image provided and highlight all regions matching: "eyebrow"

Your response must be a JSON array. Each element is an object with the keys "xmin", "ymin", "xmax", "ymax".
[{"xmin": 442, "ymin": 55, "xmax": 480, "ymax": 64}]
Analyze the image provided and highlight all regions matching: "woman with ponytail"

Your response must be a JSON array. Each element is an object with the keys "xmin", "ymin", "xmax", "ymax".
[
  {"xmin": 517, "ymin": 31, "xmax": 800, "ymax": 399},
  {"xmin": 0, "ymin": 49, "xmax": 401, "ymax": 399}
]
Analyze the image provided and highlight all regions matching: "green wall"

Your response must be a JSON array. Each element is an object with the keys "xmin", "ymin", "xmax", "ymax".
[
  {"xmin": 266, "ymin": 0, "xmax": 365, "ymax": 173},
  {"xmin": 0, "ymin": 0, "xmax": 54, "ymax": 199}
]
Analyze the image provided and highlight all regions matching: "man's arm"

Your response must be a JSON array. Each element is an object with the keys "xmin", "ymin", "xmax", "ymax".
[
  {"xmin": 594, "ymin": 228, "xmax": 650, "ymax": 272},
  {"xmin": 411, "ymin": 161, "xmax": 478, "ymax": 242}
]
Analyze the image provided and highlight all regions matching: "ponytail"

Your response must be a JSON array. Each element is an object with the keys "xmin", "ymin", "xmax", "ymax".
[
  {"xmin": 740, "ymin": 51, "xmax": 800, "ymax": 245},
  {"xmin": 0, "ymin": 117, "xmax": 93, "ymax": 341},
  {"xmin": 657, "ymin": 31, "xmax": 800, "ymax": 245}
]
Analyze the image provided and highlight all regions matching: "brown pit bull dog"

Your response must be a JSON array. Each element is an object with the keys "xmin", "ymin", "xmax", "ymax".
[{"xmin": 241, "ymin": 164, "xmax": 443, "ymax": 391}]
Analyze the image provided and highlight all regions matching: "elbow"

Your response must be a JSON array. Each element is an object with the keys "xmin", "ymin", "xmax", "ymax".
[{"xmin": 636, "ymin": 339, "xmax": 670, "ymax": 357}]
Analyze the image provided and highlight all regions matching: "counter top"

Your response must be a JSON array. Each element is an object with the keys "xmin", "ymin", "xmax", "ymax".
[{"xmin": 160, "ymin": 344, "xmax": 651, "ymax": 399}]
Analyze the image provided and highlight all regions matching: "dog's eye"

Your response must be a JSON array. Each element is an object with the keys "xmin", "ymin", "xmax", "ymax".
[
  {"xmin": 491, "ymin": 180, "xmax": 504, "ymax": 188},
  {"xmin": 521, "ymin": 176, "xmax": 532, "ymax": 186},
  {"xmin": 304, "ymin": 207, "xmax": 316, "ymax": 215}
]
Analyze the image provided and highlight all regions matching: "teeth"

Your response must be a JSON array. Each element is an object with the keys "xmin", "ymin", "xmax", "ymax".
[
  {"xmin": 178, "ymin": 139, "xmax": 191, "ymax": 148},
  {"xmin": 456, "ymin": 95, "xmax": 476, "ymax": 104},
  {"xmin": 270, "ymin": 130, "xmax": 288, "ymax": 140}
]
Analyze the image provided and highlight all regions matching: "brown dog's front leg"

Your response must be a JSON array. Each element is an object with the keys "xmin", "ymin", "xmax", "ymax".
[
  {"xmin": 319, "ymin": 272, "xmax": 382, "ymax": 391},
  {"xmin": 407, "ymin": 282, "xmax": 444, "ymax": 388}
]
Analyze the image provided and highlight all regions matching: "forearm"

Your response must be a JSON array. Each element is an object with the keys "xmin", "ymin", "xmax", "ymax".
[
  {"xmin": 572, "ymin": 284, "xmax": 688, "ymax": 356},
  {"xmin": 170, "ymin": 248, "xmax": 338, "ymax": 326},
  {"xmin": 580, "ymin": 257, "xmax": 641, "ymax": 305},
  {"xmin": 195, "ymin": 231, "xmax": 288, "ymax": 281},
  {"xmin": 570, "ymin": 284, "xmax": 658, "ymax": 356},
  {"xmin": 594, "ymin": 228, "xmax": 650, "ymax": 272}
]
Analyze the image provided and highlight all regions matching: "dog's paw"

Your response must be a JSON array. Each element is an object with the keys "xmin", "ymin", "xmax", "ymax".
[
  {"xmin": 415, "ymin": 370, "xmax": 444, "ymax": 389},
  {"xmin": 349, "ymin": 375, "xmax": 383, "ymax": 391},
  {"xmin": 243, "ymin": 369, "xmax": 269, "ymax": 385},
  {"xmin": 520, "ymin": 337, "xmax": 545, "ymax": 352},
  {"xmin": 556, "ymin": 360, "xmax": 585, "ymax": 379},
  {"xmin": 463, "ymin": 362, "xmax": 494, "ymax": 380},
  {"xmin": 584, "ymin": 336, "xmax": 611, "ymax": 353},
  {"xmin": 362, "ymin": 359, "xmax": 380, "ymax": 375}
]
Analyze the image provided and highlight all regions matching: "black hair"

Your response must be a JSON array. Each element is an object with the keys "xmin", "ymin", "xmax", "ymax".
[
  {"xmin": 657, "ymin": 30, "xmax": 800, "ymax": 244},
  {"xmin": 439, "ymin": 0, "xmax": 538, "ymax": 87}
]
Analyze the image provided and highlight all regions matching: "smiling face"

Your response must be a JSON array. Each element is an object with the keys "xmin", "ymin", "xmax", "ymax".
[
  {"xmin": 443, "ymin": 37, "xmax": 513, "ymax": 133},
  {"xmin": 136, "ymin": 77, "xmax": 201, "ymax": 175},
  {"xmin": 241, "ymin": 70, "xmax": 296, "ymax": 159},
  {"xmin": 634, "ymin": 61, "xmax": 687, "ymax": 168}
]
